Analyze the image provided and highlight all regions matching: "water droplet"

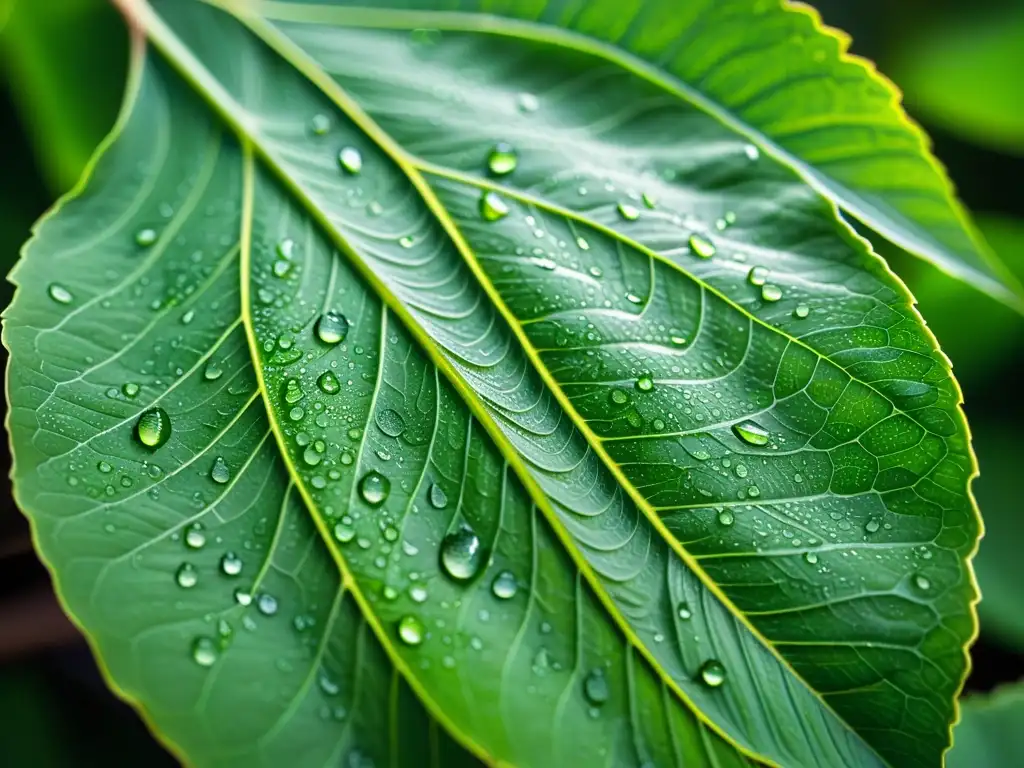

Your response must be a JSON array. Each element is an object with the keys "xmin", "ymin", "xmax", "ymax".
[
  {"xmin": 409, "ymin": 584, "xmax": 428, "ymax": 603},
  {"xmin": 688, "ymin": 234, "xmax": 716, "ymax": 259},
  {"xmin": 635, "ymin": 376, "xmax": 654, "ymax": 392},
  {"xmin": 184, "ymin": 525, "xmax": 206, "ymax": 550},
  {"xmin": 303, "ymin": 445, "xmax": 323, "ymax": 467},
  {"xmin": 283, "ymin": 379, "xmax": 305, "ymax": 406},
  {"xmin": 732, "ymin": 420, "xmax": 769, "ymax": 446},
  {"xmin": 122, "ymin": 382, "xmax": 140, "ymax": 398},
  {"xmin": 176, "ymin": 563, "xmax": 198, "ymax": 588},
  {"xmin": 399, "ymin": 235, "xmax": 415, "ymax": 249},
  {"xmin": 257, "ymin": 593, "xmax": 279, "ymax": 616},
  {"xmin": 359, "ymin": 471, "xmax": 390, "ymax": 506},
  {"xmin": 583, "ymin": 668, "xmax": 610, "ymax": 705},
  {"xmin": 913, "ymin": 574, "xmax": 931, "ymax": 591},
  {"xmin": 316, "ymin": 311, "xmax": 350, "ymax": 345},
  {"xmin": 398, "ymin": 615, "xmax": 425, "ymax": 646},
  {"xmin": 204, "ymin": 361, "xmax": 223, "ymax": 381},
  {"xmin": 191, "ymin": 636, "xmax": 218, "ymax": 667},
  {"xmin": 310, "ymin": 114, "xmax": 330, "ymax": 135},
  {"xmin": 744, "ymin": 144, "xmax": 760, "ymax": 161},
  {"xmin": 677, "ymin": 602, "xmax": 692, "ymax": 620},
  {"xmin": 642, "ymin": 192, "xmax": 658, "ymax": 209},
  {"xmin": 135, "ymin": 228, "xmax": 158, "ymax": 247},
  {"xmin": 480, "ymin": 191, "xmax": 510, "ymax": 222},
  {"xmin": 210, "ymin": 456, "xmax": 231, "ymax": 484},
  {"xmin": 517, "ymin": 92, "xmax": 539, "ymax": 112},
  {"xmin": 610, "ymin": 388, "xmax": 630, "ymax": 405},
  {"xmin": 220, "ymin": 551, "xmax": 243, "ymax": 576},
  {"xmin": 699, "ymin": 659, "xmax": 726, "ymax": 687},
  {"xmin": 376, "ymin": 408, "xmax": 406, "ymax": 437},
  {"xmin": 333, "ymin": 518, "xmax": 355, "ymax": 543},
  {"xmin": 761, "ymin": 284, "xmax": 783, "ymax": 302},
  {"xmin": 440, "ymin": 524, "xmax": 484, "ymax": 581},
  {"xmin": 48, "ymin": 284, "xmax": 73, "ymax": 304},
  {"xmin": 718, "ymin": 509, "xmax": 735, "ymax": 527},
  {"xmin": 317, "ymin": 371, "xmax": 340, "ymax": 394},
  {"xmin": 338, "ymin": 146, "xmax": 363, "ymax": 174},
  {"xmin": 576, "ymin": 236, "xmax": 590, "ymax": 251},
  {"xmin": 804, "ymin": 552, "xmax": 819, "ymax": 565},
  {"xmin": 234, "ymin": 588, "xmax": 253, "ymax": 606},
  {"xmin": 135, "ymin": 407, "xmax": 172, "ymax": 449},
  {"xmin": 428, "ymin": 483, "xmax": 448, "ymax": 509},
  {"xmin": 794, "ymin": 303, "xmax": 810, "ymax": 319},
  {"xmin": 491, "ymin": 570, "xmax": 517, "ymax": 599},
  {"xmin": 670, "ymin": 335, "xmax": 687, "ymax": 346},
  {"xmin": 617, "ymin": 203, "xmax": 640, "ymax": 221},
  {"xmin": 748, "ymin": 266, "xmax": 768, "ymax": 286},
  {"xmin": 487, "ymin": 142, "xmax": 517, "ymax": 175},
  {"xmin": 865, "ymin": 519, "xmax": 880, "ymax": 534}
]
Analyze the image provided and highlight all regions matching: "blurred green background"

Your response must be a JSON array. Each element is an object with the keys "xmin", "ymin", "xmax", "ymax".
[{"xmin": 0, "ymin": 0, "xmax": 1021, "ymax": 763}]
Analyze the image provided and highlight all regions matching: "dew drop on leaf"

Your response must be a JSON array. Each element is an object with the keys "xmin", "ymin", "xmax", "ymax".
[
  {"xmin": 642, "ymin": 192, "xmax": 658, "ymax": 209},
  {"xmin": 399, "ymin": 235, "xmax": 415, "ymax": 249},
  {"xmin": 794, "ymin": 303, "xmax": 810, "ymax": 319},
  {"xmin": 409, "ymin": 585, "xmax": 428, "ymax": 603},
  {"xmin": 491, "ymin": 570, "xmax": 518, "ymax": 600},
  {"xmin": 283, "ymin": 378, "xmax": 305, "ymax": 405},
  {"xmin": 688, "ymin": 234, "xmax": 716, "ymax": 259},
  {"xmin": 257, "ymin": 593, "xmax": 279, "ymax": 616},
  {"xmin": 516, "ymin": 92, "xmax": 539, "ymax": 113},
  {"xmin": 487, "ymin": 142, "xmax": 517, "ymax": 175},
  {"xmin": 359, "ymin": 471, "xmax": 390, "ymax": 506},
  {"xmin": 804, "ymin": 552, "xmax": 819, "ymax": 565},
  {"xmin": 234, "ymin": 588, "xmax": 253, "ymax": 606},
  {"xmin": 479, "ymin": 191, "xmax": 510, "ymax": 222},
  {"xmin": 635, "ymin": 376, "xmax": 654, "ymax": 392},
  {"xmin": 135, "ymin": 228, "xmax": 157, "ymax": 247},
  {"xmin": 122, "ymin": 382, "xmax": 140, "ymax": 398},
  {"xmin": 309, "ymin": 114, "xmax": 330, "ymax": 135},
  {"xmin": 732, "ymin": 420, "xmax": 770, "ymax": 446},
  {"xmin": 583, "ymin": 668, "xmax": 610, "ymax": 705},
  {"xmin": 316, "ymin": 371, "xmax": 340, "ymax": 395},
  {"xmin": 210, "ymin": 456, "xmax": 231, "ymax": 484},
  {"xmin": 135, "ymin": 407, "xmax": 172, "ymax": 449},
  {"xmin": 913, "ymin": 574, "xmax": 931, "ymax": 591},
  {"xmin": 677, "ymin": 602, "xmax": 692, "ymax": 620},
  {"xmin": 48, "ymin": 284, "xmax": 73, "ymax": 304},
  {"xmin": 204, "ymin": 361, "xmax": 223, "ymax": 380},
  {"xmin": 744, "ymin": 144, "xmax": 760, "ymax": 161},
  {"xmin": 717, "ymin": 509, "xmax": 735, "ymax": 527},
  {"xmin": 376, "ymin": 408, "xmax": 406, "ymax": 437},
  {"xmin": 175, "ymin": 563, "xmax": 198, "ymax": 589},
  {"xmin": 277, "ymin": 238, "xmax": 296, "ymax": 260},
  {"xmin": 316, "ymin": 311, "xmax": 350, "ymax": 345},
  {"xmin": 333, "ymin": 518, "xmax": 355, "ymax": 543},
  {"xmin": 748, "ymin": 266, "xmax": 768, "ymax": 286},
  {"xmin": 699, "ymin": 659, "xmax": 726, "ymax": 687},
  {"xmin": 440, "ymin": 524, "xmax": 484, "ymax": 582},
  {"xmin": 428, "ymin": 482, "xmax": 448, "ymax": 509},
  {"xmin": 610, "ymin": 388, "xmax": 630, "ymax": 405},
  {"xmin": 97, "ymin": 461, "xmax": 112, "ymax": 474},
  {"xmin": 337, "ymin": 146, "xmax": 363, "ymax": 175},
  {"xmin": 191, "ymin": 636, "xmax": 218, "ymax": 667},
  {"xmin": 184, "ymin": 524, "xmax": 206, "ymax": 550},
  {"xmin": 761, "ymin": 284, "xmax": 783, "ymax": 302},
  {"xmin": 220, "ymin": 551, "xmax": 243, "ymax": 577},
  {"xmin": 617, "ymin": 203, "xmax": 640, "ymax": 221},
  {"xmin": 398, "ymin": 615, "xmax": 425, "ymax": 646}
]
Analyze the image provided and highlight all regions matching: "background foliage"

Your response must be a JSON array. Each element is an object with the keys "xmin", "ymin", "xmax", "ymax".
[{"xmin": 0, "ymin": 0, "xmax": 1020, "ymax": 763}]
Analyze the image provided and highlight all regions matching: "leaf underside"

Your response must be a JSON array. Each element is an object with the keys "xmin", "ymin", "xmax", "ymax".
[{"xmin": 4, "ymin": 2, "xmax": 981, "ymax": 767}]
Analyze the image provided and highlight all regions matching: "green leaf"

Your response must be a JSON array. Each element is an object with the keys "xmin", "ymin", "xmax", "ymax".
[
  {"xmin": 947, "ymin": 685, "xmax": 1024, "ymax": 768},
  {"xmin": 893, "ymin": 8, "xmax": 1024, "ymax": 158},
  {"xmin": 4, "ymin": 1, "xmax": 982, "ymax": 766}
]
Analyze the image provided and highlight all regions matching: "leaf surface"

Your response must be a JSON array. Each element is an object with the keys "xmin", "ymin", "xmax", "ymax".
[
  {"xmin": 947, "ymin": 685, "xmax": 1024, "ymax": 768},
  {"xmin": 4, "ymin": 1, "xmax": 983, "ymax": 766}
]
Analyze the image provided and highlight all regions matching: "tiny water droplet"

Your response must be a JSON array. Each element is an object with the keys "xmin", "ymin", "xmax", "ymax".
[
  {"xmin": 257, "ymin": 593, "xmax": 279, "ymax": 616},
  {"xmin": 732, "ymin": 420, "xmax": 769, "ymax": 446},
  {"xmin": 583, "ymin": 668, "xmax": 610, "ymax": 705},
  {"xmin": 338, "ymin": 147, "xmax": 363, "ymax": 175},
  {"xmin": 359, "ymin": 471, "xmax": 390, "ymax": 506},
  {"xmin": 220, "ymin": 551, "xmax": 243, "ymax": 576},
  {"xmin": 688, "ymin": 234, "xmax": 716, "ymax": 259},
  {"xmin": 491, "ymin": 570, "xmax": 517, "ymax": 599},
  {"xmin": 310, "ymin": 114, "xmax": 330, "ymax": 135},
  {"xmin": 748, "ymin": 266, "xmax": 768, "ymax": 286},
  {"xmin": 97, "ymin": 461, "xmax": 112, "ymax": 474},
  {"xmin": 234, "ymin": 588, "xmax": 253, "ymax": 606},
  {"xmin": 677, "ymin": 602, "xmax": 692, "ymax": 620},
  {"xmin": 210, "ymin": 456, "xmax": 231, "ymax": 484},
  {"xmin": 440, "ymin": 524, "xmax": 484, "ymax": 581},
  {"xmin": 376, "ymin": 408, "xmax": 406, "ymax": 437},
  {"xmin": 576, "ymin": 236, "xmax": 590, "ymax": 251},
  {"xmin": 176, "ymin": 563, "xmax": 198, "ymax": 588},
  {"xmin": 316, "ymin": 311, "xmax": 350, "ymax": 345},
  {"xmin": 428, "ymin": 483, "xmax": 448, "ymax": 509},
  {"xmin": 617, "ymin": 203, "xmax": 640, "ymax": 221},
  {"xmin": 744, "ymin": 144, "xmax": 760, "ymax": 161},
  {"xmin": 399, "ymin": 235, "xmax": 415, "ymax": 249},
  {"xmin": 761, "ymin": 284, "xmax": 783, "ymax": 302},
  {"xmin": 479, "ymin": 191, "xmax": 510, "ymax": 222},
  {"xmin": 409, "ymin": 584, "xmax": 428, "ymax": 603},
  {"xmin": 135, "ymin": 407, "xmax": 172, "ymax": 449},
  {"xmin": 398, "ymin": 615, "xmax": 425, "ymax": 646},
  {"xmin": 699, "ymin": 659, "xmax": 726, "ymax": 687},
  {"xmin": 48, "ymin": 284, "xmax": 73, "ymax": 304},
  {"xmin": 487, "ymin": 142, "xmax": 517, "ymax": 175},
  {"xmin": 277, "ymin": 238, "xmax": 296, "ymax": 260},
  {"xmin": 135, "ymin": 228, "xmax": 158, "ymax": 247},
  {"xmin": 191, "ymin": 636, "xmax": 218, "ymax": 667}
]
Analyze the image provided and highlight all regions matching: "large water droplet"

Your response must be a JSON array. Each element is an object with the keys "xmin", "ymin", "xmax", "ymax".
[
  {"xmin": 191, "ymin": 636, "xmax": 218, "ymax": 667},
  {"xmin": 184, "ymin": 525, "xmax": 206, "ymax": 550},
  {"xmin": 135, "ymin": 407, "xmax": 172, "ymax": 449},
  {"xmin": 220, "ymin": 551, "xmax": 243, "ymax": 576},
  {"xmin": 334, "ymin": 517, "xmax": 355, "ymax": 543},
  {"xmin": 48, "ymin": 284, "xmax": 73, "ymax": 304},
  {"xmin": 732, "ymin": 420, "xmax": 769, "ymax": 446},
  {"xmin": 135, "ymin": 228, "xmax": 158, "ymax": 247},
  {"xmin": 122, "ymin": 382, "xmax": 140, "ymax": 399},
  {"xmin": 688, "ymin": 234, "xmax": 716, "ymax": 259},
  {"xmin": 913, "ymin": 573, "xmax": 931, "ymax": 591},
  {"xmin": 747, "ymin": 266, "xmax": 768, "ymax": 286},
  {"xmin": 583, "ymin": 668, "xmax": 610, "ymax": 705},
  {"xmin": 210, "ymin": 456, "xmax": 231, "ymax": 484},
  {"xmin": 677, "ymin": 602, "xmax": 692, "ymax": 620},
  {"xmin": 480, "ymin": 191, "xmax": 510, "ymax": 222},
  {"xmin": 176, "ymin": 563, "xmax": 198, "ymax": 588},
  {"xmin": 617, "ymin": 203, "xmax": 640, "ymax": 221},
  {"xmin": 204, "ymin": 361, "xmax": 223, "ymax": 381},
  {"xmin": 283, "ymin": 378, "xmax": 305, "ymax": 405},
  {"xmin": 428, "ymin": 482, "xmax": 448, "ymax": 509},
  {"xmin": 338, "ymin": 147, "xmax": 363, "ymax": 175},
  {"xmin": 316, "ymin": 311, "xmax": 350, "ymax": 345},
  {"xmin": 717, "ymin": 509, "xmax": 735, "ymax": 527},
  {"xmin": 487, "ymin": 142, "xmax": 517, "ymax": 175},
  {"xmin": 804, "ymin": 552, "xmax": 819, "ymax": 565},
  {"xmin": 359, "ymin": 471, "xmax": 390, "ymax": 506},
  {"xmin": 761, "ymin": 284, "xmax": 783, "ymax": 302},
  {"xmin": 491, "ymin": 570, "xmax": 518, "ymax": 599},
  {"xmin": 257, "ymin": 593, "xmax": 279, "ymax": 616},
  {"xmin": 376, "ymin": 408, "xmax": 406, "ymax": 437},
  {"xmin": 317, "ymin": 371, "xmax": 340, "ymax": 394},
  {"xmin": 699, "ymin": 659, "xmax": 726, "ymax": 687},
  {"xmin": 744, "ymin": 144, "xmax": 760, "ymax": 161},
  {"xmin": 865, "ymin": 519, "xmax": 880, "ymax": 534},
  {"xmin": 610, "ymin": 388, "xmax": 630, "ymax": 405},
  {"xmin": 398, "ymin": 615, "xmax": 425, "ymax": 646},
  {"xmin": 635, "ymin": 375, "xmax": 654, "ymax": 392},
  {"xmin": 794, "ymin": 303, "xmax": 810, "ymax": 319},
  {"xmin": 440, "ymin": 524, "xmax": 485, "ymax": 581}
]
